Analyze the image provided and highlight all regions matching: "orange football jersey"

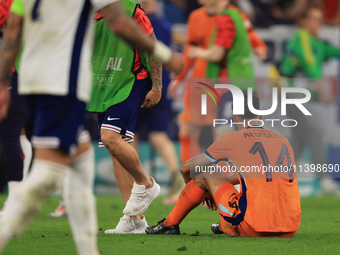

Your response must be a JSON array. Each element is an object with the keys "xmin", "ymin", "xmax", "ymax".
[{"xmin": 205, "ymin": 127, "xmax": 302, "ymax": 233}]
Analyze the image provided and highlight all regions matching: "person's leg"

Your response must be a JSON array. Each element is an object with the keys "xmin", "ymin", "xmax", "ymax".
[
  {"xmin": 111, "ymin": 155, "xmax": 135, "ymax": 204},
  {"xmin": 148, "ymin": 131, "xmax": 183, "ymax": 197},
  {"xmin": 146, "ymin": 171, "xmax": 234, "ymax": 235},
  {"xmin": 163, "ymin": 179, "xmax": 207, "ymax": 227},
  {"xmin": 63, "ymin": 139, "xmax": 98, "ymax": 255},
  {"xmin": 149, "ymin": 132, "xmax": 178, "ymax": 177},
  {"xmin": 35, "ymin": 97, "xmax": 99, "ymax": 253},
  {"xmin": 104, "ymin": 156, "xmax": 148, "ymax": 234},
  {"xmin": 178, "ymin": 121, "xmax": 201, "ymax": 163},
  {"xmin": 101, "ymin": 129, "xmax": 160, "ymax": 216},
  {"xmin": 0, "ymin": 133, "xmax": 27, "ymax": 215},
  {"xmin": 178, "ymin": 121, "xmax": 190, "ymax": 163},
  {"xmin": 0, "ymin": 134, "xmax": 24, "ymax": 183},
  {"xmin": 0, "ymin": 72, "xmax": 29, "ymax": 213},
  {"xmin": 0, "ymin": 128, "xmax": 24, "ymax": 207},
  {"xmin": 0, "ymin": 147, "xmax": 69, "ymax": 251},
  {"xmin": 0, "ymin": 95, "xmax": 99, "ymax": 254},
  {"xmin": 99, "ymin": 78, "xmax": 160, "ymax": 216},
  {"xmin": 101, "ymin": 129, "xmax": 152, "ymax": 187},
  {"xmin": 164, "ymin": 176, "xmax": 229, "ymax": 226}
]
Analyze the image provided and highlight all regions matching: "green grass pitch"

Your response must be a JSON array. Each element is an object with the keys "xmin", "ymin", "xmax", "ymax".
[{"xmin": 1, "ymin": 195, "xmax": 339, "ymax": 255}]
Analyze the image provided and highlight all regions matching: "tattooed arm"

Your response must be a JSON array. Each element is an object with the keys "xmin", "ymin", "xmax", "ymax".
[
  {"xmin": 0, "ymin": 13, "xmax": 23, "ymax": 119},
  {"xmin": 148, "ymin": 32, "xmax": 162, "ymax": 91},
  {"xmin": 141, "ymin": 32, "xmax": 162, "ymax": 109},
  {"xmin": 0, "ymin": 13, "xmax": 22, "ymax": 85}
]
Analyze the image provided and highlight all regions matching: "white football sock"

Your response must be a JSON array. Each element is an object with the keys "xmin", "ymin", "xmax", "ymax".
[
  {"xmin": 0, "ymin": 160, "xmax": 67, "ymax": 250},
  {"xmin": 6, "ymin": 181, "xmax": 22, "ymax": 202},
  {"xmin": 20, "ymin": 135, "xmax": 32, "ymax": 180},
  {"xmin": 64, "ymin": 147, "xmax": 98, "ymax": 255},
  {"xmin": 0, "ymin": 181, "xmax": 22, "ymax": 214}
]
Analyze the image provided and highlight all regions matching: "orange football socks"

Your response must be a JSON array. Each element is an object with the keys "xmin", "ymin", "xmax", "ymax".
[{"xmin": 164, "ymin": 180, "xmax": 207, "ymax": 227}]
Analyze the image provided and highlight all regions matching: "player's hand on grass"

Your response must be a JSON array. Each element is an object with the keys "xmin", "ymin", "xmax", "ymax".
[
  {"xmin": 203, "ymin": 193, "xmax": 217, "ymax": 211},
  {"xmin": 164, "ymin": 52, "xmax": 184, "ymax": 75},
  {"xmin": 141, "ymin": 87, "xmax": 162, "ymax": 109}
]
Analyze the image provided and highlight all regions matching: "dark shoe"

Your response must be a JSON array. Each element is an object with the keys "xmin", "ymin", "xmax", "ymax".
[
  {"xmin": 211, "ymin": 223, "xmax": 223, "ymax": 234},
  {"xmin": 145, "ymin": 218, "xmax": 180, "ymax": 235}
]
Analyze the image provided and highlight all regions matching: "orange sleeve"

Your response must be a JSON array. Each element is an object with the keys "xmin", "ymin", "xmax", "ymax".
[
  {"xmin": 248, "ymin": 30, "xmax": 267, "ymax": 53},
  {"xmin": 205, "ymin": 134, "xmax": 235, "ymax": 162}
]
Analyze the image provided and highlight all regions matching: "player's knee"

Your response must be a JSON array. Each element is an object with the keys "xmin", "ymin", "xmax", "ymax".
[
  {"xmin": 193, "ymin": 177, "xmax": 204, "ymax": 187},
  {"xmin": 25, "ymin": 179, "xmax": 59, "ymax": 204},
  {"xmin": 179, "ymin": 162, "xmax": 188, "ymax": 175},
  {"xmin": 27, "ymin": 167, "xmax": 65, "ymax": 202},
  {"xmin": 101, "ymin": 130, "xmax": 121, "ymax": 151}
]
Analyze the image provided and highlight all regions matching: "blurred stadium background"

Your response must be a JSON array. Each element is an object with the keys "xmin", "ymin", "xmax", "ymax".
[{"xmin": 1, "ymin": 0, "xmax": 340, "ymax": 197}]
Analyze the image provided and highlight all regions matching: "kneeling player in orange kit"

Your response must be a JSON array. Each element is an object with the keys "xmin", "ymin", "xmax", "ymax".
[{"xmin": 146, "ymin": 94, "xmax": 301, "ymax": 237}]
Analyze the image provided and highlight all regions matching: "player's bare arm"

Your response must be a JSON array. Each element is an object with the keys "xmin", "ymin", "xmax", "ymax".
[
  {"xmin": 180, "ymin": 153, "xmax": 240, "ymax": 185},
  {"xmin": 179, "ymin": 154, "xmax": 217, "ymax": 183},
  {"xmin": 188, "ymin": 45, "xmax": 225, "ymax": 63},
  {"xmin": 102, "ymin": 2, "xmax": 154, "ymax": 53},
  {"xmin": 178, "ymin": 154, "xmax": 218, "ymax": 211},
  {"xmin": 0, "ymin": 13, "xmax": 23, "ymax": 120},
  {"xmin": 141, "ymin": 31, "xmax": 162, "ymax": 109},
  {"xmin": 0, "ymin": 13, "xmax": 22, "ymax": 86},
  {"xmin": 101, "ymin": 2, "xmax": 184, "ymax": 74}
]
